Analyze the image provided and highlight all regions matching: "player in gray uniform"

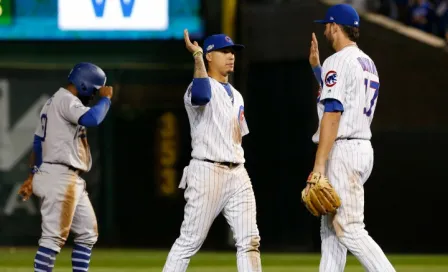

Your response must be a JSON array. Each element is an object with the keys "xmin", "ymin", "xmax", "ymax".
[{"xmin": 18, "ymin": 62, "xmax": 113, "ymax": 272}]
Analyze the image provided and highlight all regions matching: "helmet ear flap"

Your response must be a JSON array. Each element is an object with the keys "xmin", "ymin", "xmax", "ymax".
[
  {"xmin": 76, "ymin": 82, "xmax": 89, "ymax": 96},
  {"xmin": 68, "ymin": 62, "xmax": 106, "ymax": 96}
]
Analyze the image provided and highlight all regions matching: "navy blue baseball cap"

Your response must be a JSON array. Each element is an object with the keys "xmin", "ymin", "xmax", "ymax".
[
  {"xmin": 203, "ymin": 34, "xmax": 245, "ymax": 53},
  {"xmin": 314, "ymin": 4, "xmax": 360, "ymax": 27}
]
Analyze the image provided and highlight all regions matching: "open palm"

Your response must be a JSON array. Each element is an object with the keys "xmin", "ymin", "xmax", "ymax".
[
  {"xmin": 184, "ymin": 29, "xmax": 202, "ymax": 54},
  {"xmin": 309, "ymin": 32, "xmax": 321, "ymax": 67}
]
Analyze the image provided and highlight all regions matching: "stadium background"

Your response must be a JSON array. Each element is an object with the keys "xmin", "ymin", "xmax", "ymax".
[{"xmin": 0, "ymin": 0, "xmax": 447, "ymax": 270}]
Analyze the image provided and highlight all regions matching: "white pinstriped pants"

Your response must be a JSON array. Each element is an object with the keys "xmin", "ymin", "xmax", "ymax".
[
  {"xmin": 163, "ymin": 159, "xmax": 262, "ymax": 272},
  {"xmin": 319, "ymin": 140, "xmax": 395, "ymax": 272}
]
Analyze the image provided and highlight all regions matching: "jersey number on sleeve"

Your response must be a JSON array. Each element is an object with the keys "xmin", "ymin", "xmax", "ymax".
[
  {"xmin": 363, "ymin": 78, "xmax": 380, "ymax": 117},
  {"xmin": 40, "ymin": 96, "xmax": 53, "ymax": 141},
  {"xmin": 40, "ymin": 114, "xmax": 48, "ymax": 141}
]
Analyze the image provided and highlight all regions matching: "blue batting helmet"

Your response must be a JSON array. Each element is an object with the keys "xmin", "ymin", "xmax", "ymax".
[{"xmin": 68, "ymin": 62, "xmax": 106, "ymax": 97}]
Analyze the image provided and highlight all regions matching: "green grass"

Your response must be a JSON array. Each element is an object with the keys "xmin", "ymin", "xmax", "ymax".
[{"xmin": 0, "ymin": 248, "xmax": 447, "ymax": 271}]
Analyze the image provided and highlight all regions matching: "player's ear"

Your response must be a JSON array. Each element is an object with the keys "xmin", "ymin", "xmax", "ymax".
[
  {"xmin": 330, "ymin": 23, "xmax": 338, "ymax": 34},
  {"xmin": 206, "ymin": 52, "xmax": 212, "ymax": 62}
]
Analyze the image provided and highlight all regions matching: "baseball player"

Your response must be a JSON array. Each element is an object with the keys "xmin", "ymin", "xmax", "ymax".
[
  {"xmin": 162, "ymin": 30, "xmax": 262, "ymax": 272},
  {"xmin": 307, "ymin": 4, "xmax": 396, "ymax": 272},
  {"xmin": 17, "ymin": 62, "xmax": 113, "ymax": 272}
]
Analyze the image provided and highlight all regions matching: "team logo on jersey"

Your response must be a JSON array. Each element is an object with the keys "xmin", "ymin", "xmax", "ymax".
[
  {"xmin": 325, "ymin": 70, "xmax": 337, "ymax": 87},
  {"xmin": 238, "ymin": 105, "xmax": 249, "ymax": 136},
  {"xmin": 238, "ymin": 105, "xmax": 245, "ymax": 125}
]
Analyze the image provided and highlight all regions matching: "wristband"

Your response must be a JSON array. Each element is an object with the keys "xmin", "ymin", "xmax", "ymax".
[
  {"xmin": 193, "ymin": 50, "xmax": 203, "ymax": 58},
  {"xmin": 312, "ymin": 65, "xmax": 322, "ymax": 87},
  {"xmin": 30, "ymin": 166, "xmax": 39, "ymax": 174}
]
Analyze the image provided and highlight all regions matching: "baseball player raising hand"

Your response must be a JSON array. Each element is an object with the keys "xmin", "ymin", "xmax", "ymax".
[
  {"xmin": 304, "ymin": 4, "xmax": 396, "ymax": 272},
  {"xmin": 162, "ymin": 30, "xmax": 262, "ymax": 272},
  {"xmin": 18, "ymin": 63, "xmax": 112, "ymax": 272}
]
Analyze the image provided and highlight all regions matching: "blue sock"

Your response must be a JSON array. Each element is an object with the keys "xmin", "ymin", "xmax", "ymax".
[
  {"xmin": 72, "ymin": 244, "xmax": 92, "ymax": 272},
  {"xmin": 34, "ymin": 246, "xmax": 57, "ymax": 272}
]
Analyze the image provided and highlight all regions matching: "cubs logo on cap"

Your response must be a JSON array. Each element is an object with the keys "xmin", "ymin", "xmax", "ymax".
[{"xmin": 203, "ymin": 34, "xmax": 245, "ymax": 53}]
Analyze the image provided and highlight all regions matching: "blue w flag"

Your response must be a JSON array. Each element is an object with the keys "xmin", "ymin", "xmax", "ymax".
[{"xmin": 91, "ymin": 0, "xmax": 136, "ymax": 18}]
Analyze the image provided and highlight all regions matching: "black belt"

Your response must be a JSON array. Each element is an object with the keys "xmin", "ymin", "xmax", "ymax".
[
  {"xmin": 337, "ymin": 137, "xmax": 367, "ymax": 141},
  {"xmin": 43, "ymin": 161, "xmax": 83, "ymax": 174},
  {"xmin": 202, "ymin": 159, "xmax": 240, "ymax": 168}
]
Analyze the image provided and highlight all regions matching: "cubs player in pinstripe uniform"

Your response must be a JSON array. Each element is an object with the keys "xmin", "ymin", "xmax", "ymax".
[
  {"xmin": 18, "ymin": 62, "xmax": 113, "ymax": 272},
  {"xmin": 308, "ymin": 4, "xmax": 395, "ymax": 272},
  {"xmin": 162, "ymin": 29, "xmax": 262, "ymax": 272}
]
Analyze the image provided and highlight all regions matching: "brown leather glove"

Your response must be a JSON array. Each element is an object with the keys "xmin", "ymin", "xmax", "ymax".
[
  {"xmin": 301, "ymin": 172, "xmax": 341, "ymax": 216},
  {"xmin": 18, "ymin": 174, "xmax": 34, "ymax": 201}
]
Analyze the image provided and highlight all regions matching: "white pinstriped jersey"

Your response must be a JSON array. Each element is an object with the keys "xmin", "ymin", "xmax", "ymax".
[
  {"xmin": 312, "ymin": 46, "xmax": 379, "ymax": 143},
  {"xmin": 184, "ymin": 77, "xmax": 249, "ymax": 164},
  {"xmin": 35, "ymin": 88, "xmax": 92, "ymax": 171}
]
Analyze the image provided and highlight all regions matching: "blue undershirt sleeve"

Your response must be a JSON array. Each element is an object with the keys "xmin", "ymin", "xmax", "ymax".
[
  {"xmin": 191, "ymin": 78, "xmax": 211, "ymax": 105},
  {"xmin": 78, "ymin": 97, "xmax": 111, "ymax": 127},
  {"xmin": 323, "ymin": 98, "xmax": 344, "ymax": 112}
]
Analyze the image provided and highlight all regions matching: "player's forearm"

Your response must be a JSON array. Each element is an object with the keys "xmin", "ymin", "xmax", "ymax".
[
  {"xmin": 314, "ymin": 112, "xmax": 341, "ymax": 172},
  {"xmin": 31, "ymin": 135, "xmax": 43, "ymax": 169},
  {"xmin": 27, "ymin": 150, "xmax": 39, "ymax": 176},
  {"xmin": 193, "ymin": 53, "xmax": 208, "ymax": 78}
]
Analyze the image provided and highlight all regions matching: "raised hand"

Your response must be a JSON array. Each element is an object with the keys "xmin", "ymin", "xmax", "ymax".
[
  {"xmin": 184, "ymin": 29, "xmax": 203, "ymax": 54},
  {"xmin": 309, "ymin": 32, "xmax": 321, "ymax": 68}
]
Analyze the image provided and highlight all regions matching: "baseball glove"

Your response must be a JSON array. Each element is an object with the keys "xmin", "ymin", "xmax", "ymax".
[
  {"xmin": 301, "ymin": 172, "xmax": 341, "ymax": 216},
  {"xmin": 18, "ymin": 174, "xmax": 34, "ymax": 201}
]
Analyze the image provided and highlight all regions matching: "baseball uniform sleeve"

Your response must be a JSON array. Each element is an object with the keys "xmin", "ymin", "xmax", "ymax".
[
  {"xmin": 190, "ymin": 78, "xmax": 212, "ymax": 105},
  {"xmin": 323, "ymin": 98, "xmax": 344, "ymax": 112},
  {"xmin": 235, "ymin": 92, "xmax": 249, "ymax": 136},
  {"xmin": 59, "ymin": 94, "xmax": 90, "ymax": 125},
  {"xmin": 34, "ymin": 116, "xmax": 45, "ymax": 138},
  {"xmin": 34, "ymin": 102, "xmax": 49, "ymax": 138},
  {"xmin": 185, "ymin": 79, "xmax": 211, "ymax": 108},
  {"xmin": 184, "ymin": 82, "xmax": 194, "ymax": 106},
  {"xmin": 319, "ymin": 56, "xmax": 350, "ymax": 105},
  {"xmin": 239, "ymin": 105, "xmax": 249, "ymax": 137}
]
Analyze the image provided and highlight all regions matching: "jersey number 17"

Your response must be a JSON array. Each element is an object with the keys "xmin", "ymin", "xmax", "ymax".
[{"xmin": 363, "ymin": 78, "xmax": 379, "ymax": 117}]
